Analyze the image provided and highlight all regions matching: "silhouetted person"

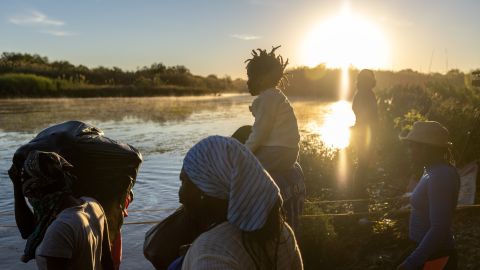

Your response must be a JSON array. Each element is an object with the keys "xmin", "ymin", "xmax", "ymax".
[{"xmin": 351, "ymin": 69, "xmax": 378, "ymax": 206}]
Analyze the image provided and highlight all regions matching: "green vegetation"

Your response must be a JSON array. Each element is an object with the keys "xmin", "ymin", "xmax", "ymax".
[
  {"xmin": 294, "ymin": 65, "xmax": 480, "ymax": 269},
  {"xmin": 295, "ymin": 65, "xmax": 480, "ymax": 196},
  {"xmin": 0, "ymin": 73, "xmax": 58, "ymax": 94},
  {"xmin": 298, "ymin": 207, "xmax": 480, "ymax": 269},
  {"xmin": 0, "ymin": 52, "xmax": 246, "ymax": 98}
]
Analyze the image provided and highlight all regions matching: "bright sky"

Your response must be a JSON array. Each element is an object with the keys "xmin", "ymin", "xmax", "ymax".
[{"xmin": 1, "ymin": 0, "xmax": 479, "ymax": 78}]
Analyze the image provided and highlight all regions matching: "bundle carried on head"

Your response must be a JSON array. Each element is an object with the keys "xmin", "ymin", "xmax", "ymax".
[{"xmin": 13, "ymin": 120, "xmax": 143, "ymax": 244}]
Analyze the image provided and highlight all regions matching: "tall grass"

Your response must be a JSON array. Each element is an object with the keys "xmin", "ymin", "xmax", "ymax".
[
  {"xmin": 0, "ymin": 73, "xmax": 58, "ymax": 96},
  {"xmin": 0, "ymin": 73, "xmax": 218, "ymax": 98}
]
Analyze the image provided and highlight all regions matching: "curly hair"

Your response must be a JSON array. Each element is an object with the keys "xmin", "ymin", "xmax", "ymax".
[{"xmin": 245, "ymin": 46, "xmax": 289, "ymax": 89}]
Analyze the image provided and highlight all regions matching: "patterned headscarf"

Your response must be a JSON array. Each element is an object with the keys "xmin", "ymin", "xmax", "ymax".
[
  {"xmin": 20, "ymin": 151, "xmax": 75, "ymax": 262},
  {"xmin": 183, "ymin": 136, "xmax": 282, "ymax": 231}
]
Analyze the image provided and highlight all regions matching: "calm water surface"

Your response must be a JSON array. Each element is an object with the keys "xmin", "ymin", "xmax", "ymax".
[{"xmin": 0, "ymin": 94, "xmax": 354, "ymax": 269}]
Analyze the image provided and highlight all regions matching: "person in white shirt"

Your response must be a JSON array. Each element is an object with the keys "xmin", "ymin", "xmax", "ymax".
[{"xmin": 244, "ymin": 46, "xmax": 300, "ymax": 171}]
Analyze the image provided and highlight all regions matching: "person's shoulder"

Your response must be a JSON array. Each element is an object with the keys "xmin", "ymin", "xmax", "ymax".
[
  {"xmin": 252, "ymin": 88, "xmax": 284, "ymax": 110},
  {"xmin": 80, "ymin": 196, "xmax": 100, "ymax": 204},
  {"xmin": 198, "ymin": 222, "xmax": 240, "ymax": 242},
  {"xmin": 427, "ymin": 164, "xmax": 459, "ymax": 186},
  {"xmin": 39, "ymin": 211, "xmax": 78, "ymax": 247},
  {"xmin": 192, "ymin": 222, "xmax": 241, "ymax": 250},
  {"xmin": 185, "ymin": 222, "xmax": 241, "ymax": 263},
  {"xmin": 183, "ymin": 222, "xmax": 241, "ymax": 269},
  {"xmin": 80, "ymin": 196, "xmax": 104, "ymax": 212},
  {"xmin": 429, "ymin": 164, "xmax": 458, "ymax": 177},
  {"xmin": 260, "ymin": 88, "xmax": 283, "ymax": 98},
  {"xmin": 280, "ymin": 222, "xmax": 299, "ymax": 248},
  {"xmin": 48, "ymin": 213, "xmax": 76, "ymax": 232}
]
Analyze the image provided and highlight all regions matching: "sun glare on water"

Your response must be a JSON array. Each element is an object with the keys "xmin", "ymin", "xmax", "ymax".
[
  {"xmin": 307, "ymin": 100, "xmax": 356, "ymax": 149},
  {"xmin": 301, "ymin": 4, "xmax": 389, "ymax": 70}
]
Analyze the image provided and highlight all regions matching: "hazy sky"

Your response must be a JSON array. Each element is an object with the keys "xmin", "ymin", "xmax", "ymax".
[{"xmin": 1, "ymin": 0, "xmax": 479, "ymax": 78}]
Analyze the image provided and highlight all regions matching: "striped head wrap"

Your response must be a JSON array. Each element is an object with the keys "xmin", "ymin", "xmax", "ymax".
[{"xmin": 183, "ymin": 136, "xmax": 282, "ymax": 231}]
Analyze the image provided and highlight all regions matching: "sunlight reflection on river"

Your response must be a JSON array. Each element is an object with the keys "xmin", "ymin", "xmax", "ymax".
[
  {"xmin": 0, "ymin": 94, "xmax": 354, "ymax": 269},
  {"xmin": 0, "ymin": 94, "xmax": 355, "ymax": 212}
]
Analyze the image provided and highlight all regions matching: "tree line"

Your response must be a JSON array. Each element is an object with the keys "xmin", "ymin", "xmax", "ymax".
[{"xmin": 0, "ymin": 52, "xmax": 246, "ymax": 97}]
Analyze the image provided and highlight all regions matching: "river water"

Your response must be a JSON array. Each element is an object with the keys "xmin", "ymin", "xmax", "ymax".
[{"xmin": 0, "ymin": 94, "xmax": 354, "ymax": 269}]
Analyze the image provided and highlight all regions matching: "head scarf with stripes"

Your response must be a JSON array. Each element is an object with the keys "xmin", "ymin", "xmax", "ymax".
[{"xmin": 182, "ymin": 136, "xmax": 282, "ymax": 232}]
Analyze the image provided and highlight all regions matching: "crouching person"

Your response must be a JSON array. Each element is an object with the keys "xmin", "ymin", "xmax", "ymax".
[
  {"xmin": 179, "ymin": 136, "xmax": 303, "ymax": 270},
  {"xmin": 8, "ymin": 151, "xmax": 113, "ymax": 270}
]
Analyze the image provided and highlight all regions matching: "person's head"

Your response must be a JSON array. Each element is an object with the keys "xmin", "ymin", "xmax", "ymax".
[
  {"xmin": 178, "ymin": 169, "xmax": 228, "ymax": 225},
  {"xmin": 245, "ymin": 46, "xmax": 289, "ymax": 96},
  {"xmin": 400, "ymin": 121, "xmax": 452, "ymax": 166},
  {"xmin": 180, "ymin": 136, "xmax": 284, "ymax": 269},
  {"xmin": 180, "ymin": 135, "xmax": 281, "ymax": 230},
  {"xmin": 356, "ymin": 69, "xmax": 376, "ymax": 91},
  {"xmin": 21, "ymin": 151, "xmax": 75, "ymax": 200}
]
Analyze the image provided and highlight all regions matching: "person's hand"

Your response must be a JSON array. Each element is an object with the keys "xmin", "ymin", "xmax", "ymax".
[
  {"xmin": 396, "ymin": 262, "xmax": 407, "ymax": 270},
  {"xmin": 8, "ymin": 164, "xmax": 22, "ymax": 186}
]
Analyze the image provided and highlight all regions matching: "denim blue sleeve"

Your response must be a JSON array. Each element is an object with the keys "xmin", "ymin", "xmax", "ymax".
[{"xmin": 405, "ymin": 169, "xmax": 458, "ymax": 269}]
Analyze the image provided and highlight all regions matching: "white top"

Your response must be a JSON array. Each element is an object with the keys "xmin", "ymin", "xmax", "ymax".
[
  {"xmin": 35, "ymin": 197, "xmax": 106, "ymax": 270},
  {"xmin": 245, "ymin": 88, "xmax": 300, "ymax": 153},
  {"xmin": 182, "ymin": 221, "xmax": 303, "ymax": 270}
]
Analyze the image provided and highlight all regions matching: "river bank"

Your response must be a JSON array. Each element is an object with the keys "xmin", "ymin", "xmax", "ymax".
[
  {"xmin": 4, "ymin": 205, "xmax": 479, "ymax": 270},
  {"xmin": 0, "ymin": 84, "xmax": 230, "ymax": 99}
]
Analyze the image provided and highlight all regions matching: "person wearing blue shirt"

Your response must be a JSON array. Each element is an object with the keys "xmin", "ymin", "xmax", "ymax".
[{"xmin": 397, "ymin": 121, "xmax": 459, "ymax": 270}]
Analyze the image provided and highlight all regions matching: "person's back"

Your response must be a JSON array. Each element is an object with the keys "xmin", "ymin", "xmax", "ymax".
[
  {"xmin": 182, "ymin": 222, "xmax": 302, "ymax": 270},
  {"xmin": 352, "ymin": 88, "xmax": 377, "ymax": 128},
  {"xmin": 406, "ymin": 164, "xmax": 459, "ymax": 268},
  {"xmin": 36, "ymin": 197, "xmax": 107, "ymax": 270},
  {"xmin": 244, "ymin": 46, "xmax": 300, "ymax": 171},
  {"xmin": 246, "ymin": 87, "xmax": 300, "ymax": 151}
]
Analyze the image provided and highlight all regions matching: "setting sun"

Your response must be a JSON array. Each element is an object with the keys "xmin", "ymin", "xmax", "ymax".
[{"xmin": 301, "ymin": 6, "xmax": 389, "ymax": 69}]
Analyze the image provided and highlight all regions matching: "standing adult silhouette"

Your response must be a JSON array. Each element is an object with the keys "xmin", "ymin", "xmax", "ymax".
[{"xmin": 351, "ymin": 69, "xmax": 378, "ymax": 209}]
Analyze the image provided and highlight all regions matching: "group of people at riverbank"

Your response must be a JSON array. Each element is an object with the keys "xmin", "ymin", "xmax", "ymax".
[{"xmin": 7, "ymin": 47, "xmax": 460, "ymax": 270}]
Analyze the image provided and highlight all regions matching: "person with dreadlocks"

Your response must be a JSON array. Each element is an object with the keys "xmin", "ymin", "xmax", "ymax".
[
  {"xmin": 8, "ymin": 151, "xmax": 113, "ymax": 270},
  {"xmin": 244, "ymin": 46, "xmax": 300, "ymax": 172},
  {"xmin": 179, "ymin": 136, "xmax": 303, "ymax": 270}
]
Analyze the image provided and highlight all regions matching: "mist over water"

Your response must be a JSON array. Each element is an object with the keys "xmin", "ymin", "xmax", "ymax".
[{"xmin": 0, "ymin": 94, "xmax": 350, "ymax": 269}]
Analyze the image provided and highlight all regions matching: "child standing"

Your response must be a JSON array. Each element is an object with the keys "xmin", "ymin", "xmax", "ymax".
[{"xmin": 244, "ymin": 46, "xmax": 300, "ymax": 171}]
